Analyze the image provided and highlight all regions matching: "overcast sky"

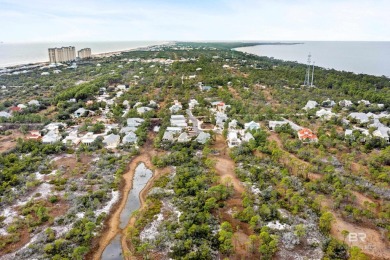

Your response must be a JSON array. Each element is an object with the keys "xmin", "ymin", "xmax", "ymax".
[{"xmin": 1, "ymin": 0, "xmax": 389, "ymax": 42}]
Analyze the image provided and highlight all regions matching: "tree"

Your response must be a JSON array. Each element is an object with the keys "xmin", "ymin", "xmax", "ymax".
[
  {"xmin": 259, "ymin": 227, "xmax": 279, "ymax": 260},
  {"xmin": 204, "ymin": 197, "xmax": 217, "ymax": 211},
  {"xmin": 137, "ymin": 242, "xmax": 151, "ymax": 260},
  {"xmin": 218, "ymin": 222, "xmax": 234, "ymax": 255},
  {"xmin": 294, "ymin": 224, "xmax": 306, "ymax": 243},
  {"xmin": 247, "ymin": 234, "xmax": 259, "ymax": 254},
  {"xmin": 349, "ymin": 246, "xmax": 369, "ymax": 260},
  {"xmin": 72, "ymin": 246, "xmax": 89, "ymax": 260},
  {"xmin": 341, "ymin": 230, "xmax": 349, "ymax": 242},
  {"xmin": 319, "ymin": 212, "xmax": 334, "ymax": 234}
]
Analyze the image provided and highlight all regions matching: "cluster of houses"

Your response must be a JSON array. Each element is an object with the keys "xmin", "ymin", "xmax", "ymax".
[
  {"xmin": 210, "ymin": 101, "xmax": 230, "ymax": 133},
  {"xmin": 162, "ymin": 99, "xmax": 211, "ymax": 144},
  {"xmin": 346, "ymin": 112, "xmax": 390, "ymax": 143},
  {"xmin": 302, "ymin": 98, "xmax": 389, "ymax": 144},
  {"xmin": 0, "ymin": 100, "xmax": 41, "ymax": 119},
  {"xmin": 226, "ymin": 119, "xmax": 257, "ymax": 147},
  {"xmin": 24, "ymin": 116, "xmax": 143, "ymax": 149},
  {"xmin": 304, "ymin": 99, "xmax": 385, "ymax": 111},
  {"xmin": 269, "ymin": 119, "xmax": 318, "ymax": 143},
  {"xmin": 208, "ymin": 100, "xmax": 259, "ymax": 147}
]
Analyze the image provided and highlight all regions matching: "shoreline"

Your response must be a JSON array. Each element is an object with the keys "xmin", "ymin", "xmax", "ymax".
[{"xmin": 0, "ymin": 41, "xmax": 173, "ymax": 69}]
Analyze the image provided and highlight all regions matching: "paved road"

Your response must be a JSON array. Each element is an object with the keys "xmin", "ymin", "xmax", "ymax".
[{"xmin": 186, "ymin": 109, "xmax": 200, "ymax": 134}]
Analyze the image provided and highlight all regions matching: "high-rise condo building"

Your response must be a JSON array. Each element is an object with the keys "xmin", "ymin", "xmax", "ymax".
[
  {"xmin": 78, "ymin": 48, "xmax": 92, "ymax": 59},
  {"xmin": 48, "ymin": 46, "xmax": 76, "ymax": 63}
]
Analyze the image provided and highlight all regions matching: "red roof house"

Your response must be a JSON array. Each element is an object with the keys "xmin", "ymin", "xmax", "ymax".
[
  {"xmin": 9, "ymin": 106, "xmax": 22, "ymax": 113},
  {"xmin": 26, "ymin": 130, "xmax": 42, "ymax": 140},
  {"xmin": 298, "ymin": 128, "xmax": 318, "ymax": 143}
]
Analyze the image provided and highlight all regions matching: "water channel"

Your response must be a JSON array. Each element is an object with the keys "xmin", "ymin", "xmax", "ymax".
[{"xmin": 101, "ymin": 163, "xmax": 153, "ymax": 260}]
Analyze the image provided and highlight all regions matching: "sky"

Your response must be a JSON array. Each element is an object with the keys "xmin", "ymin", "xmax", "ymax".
[{"xmin": 0, "ymin": 0, "xmax": 389, "ymax": 42}]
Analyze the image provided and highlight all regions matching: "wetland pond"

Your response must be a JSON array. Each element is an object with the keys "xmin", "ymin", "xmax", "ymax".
[{"xmin": 101, "ymin": 163, "xmax": 153, "ymax": 260}]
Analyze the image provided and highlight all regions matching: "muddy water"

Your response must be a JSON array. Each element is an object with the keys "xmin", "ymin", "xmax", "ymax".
[
  {"xmin": 101, "ymin": 163, "xmax": 153, "ymax": 260},
  {"xmin": 101, "ymin": 234, "xmax": 122, "ymax": 260}
]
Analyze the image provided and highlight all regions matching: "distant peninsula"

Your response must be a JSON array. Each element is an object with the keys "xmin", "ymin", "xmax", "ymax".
[{"xmin": 176, "ymin": 41, "xmax": 302, "ymax": 49}]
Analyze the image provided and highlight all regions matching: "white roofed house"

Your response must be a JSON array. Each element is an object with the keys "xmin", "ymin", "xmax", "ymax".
[
  {"xmin": 134, "ymin": 102, "xmax": 143, "ymax": 108},
  {"xmin": 322, "ymin": 99, "xmax": 336, "ymax": 107},
  {"xmin": 137, "ymin": 106, "xmax": 153, "ymax": 115},
  {"xmin": 373, "ymin": 127, "xmax": 390, "ymax": 143},
  {"xmin": 244, "ymin": 121, "xmax": 260, "ymax": 131},
  {"xmin": 196, "ymin": 131, "xmax": 211, "ymax": 144},
  {"xmin": 169, "ymin": 100, "xmax": 183, "ymax": 113},
  {"xmin": 166, "ymin": 127, "xmax": 182, "ymax": 134},
  {"xmin": 127, "ymin": 118, "xmax": 145, "ymax": 128},
  {"xmin": 123, "ymin": 100, "xmax": 130, "ymax": 107},
  {"xmin": 268, "ymin": 121, "xmax": 288, "ymax": 131},
  {"xmin": 44, "ymin": 122, "xmax": 67, "ymax": 132},
  {"xmin": 42, "ymin": 129, "xmax": 61, "ymax": 144},
  {"xmin": 211, "ymin": 101, "xmax": 229, "ymax": 113},
  {"xmin": 122, "ymin": 132, "xmax": 138, "ymax": 144},
  {"xmin": 345, "ymin": 129, "xmax": 353, "ymax": 137},
  {"xmin": 215, "ymin": 112, "xmax": 228, "ymax": 130},
  {"xmin": 149, "ymin": 100, "xmax": 158, "ymax": 108},
  {"xmin": 188, "ymin": 99, "xmax": 199, "ymax": 110},
  {"xmin": 62, "ymin": 130, "xmax": 80, "ymax": 146},
  {"xmin": 228, "ymin": 119, "xmax": 238, "ymax": 130},
  {"xmin": 162, "ymin": 131, "xmax": 175, "ymax": 142},
  {"xmin": 348, "ymin": 113, "xmax": 371, "ymax": 124},
  {"xmin": 81, "ymin": 132, "xmax": 96, "ymax": 145},
  {"xmin": 303, "ymin": 100, "xmax": 318, "ymax": 110},
  {"xmin": 74, "ymin": 107, "xmax": 87, "ymax": 118},
  {"xmin": 17, "ymin": 104, "xmax": 27, "ymax": 109},
  {"xmin": 120, "ymin": 126, "xmax": 138, "ymax": 134},
  {"xmin": 116, "ymin": 84, "xmax": 127, "ymax": 90},
  {"xmin": 358, "ymin": 100, "xmax": 371, "ymax": 106},
  {"xmin": 339, "ymin": 99, "xmax": 353, "ymax": 107},
  {"xmin": 103, "ymin": 134, "xmax": 120, "ymax": 149},
  {"xmin": 316, "ymin": 109, "xmax": 336, "ymax": 120},
  {"xmin": 242, "ymin": 132, "xmax": 255, "ymax": 142},
  {"xmin": 28, "ymin": 100, "xmax": 40, "ymax": 106},
  {"xmin": 0, "ymin": 111, "xmax": 12, "ymax": 118},
  {"xmin": 170, "ymin": 115, "xmax": 187, "ymax": 128},
  {"xmin": 227, "ymin": 131, "xmax": 241, "ymax": 148},
  {"xmin": 116, "ymin": 91, "xmax": 124, "ymax": 98},
  {"xmin": 178, "ymin": 132, "xmax": 191, "ymax": 143},
  {"xmin": 370, "ymin": 119, "xmax": 390, "ymax": 143}
]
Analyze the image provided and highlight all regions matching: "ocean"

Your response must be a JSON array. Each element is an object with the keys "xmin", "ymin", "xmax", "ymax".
[
  {"xmin": 1, "ymin": 41, "xmax": 389, "ymax": 77},
  {"xmin": 235, "ymin": 41, "xmax": 390, "ymax": 78},
  {"xmin": 0, "ymin": 41, "xmax": 165, "ymax": 67}
]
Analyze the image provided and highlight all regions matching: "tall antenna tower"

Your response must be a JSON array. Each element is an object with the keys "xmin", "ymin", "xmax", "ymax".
[
  {"xmin": 304, "ymin": 53, "xmax": 311, "ymax": 86},
  {"xmin": 311, "ymin": 61, "xmax": 315, "ymax": 87}
]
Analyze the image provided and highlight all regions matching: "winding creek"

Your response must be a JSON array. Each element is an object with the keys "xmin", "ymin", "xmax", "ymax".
[{"xmin": 101, "ymin": 163, "xmax": 153, "ymax": 260}]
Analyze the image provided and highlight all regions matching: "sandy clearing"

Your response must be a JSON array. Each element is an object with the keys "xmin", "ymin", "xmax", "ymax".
[
  {"xmin": 212, "ymin": 135, "xmax": 245, "ymax": 194},
  {"xmin": 322, "ymin": 199, "xmax": 390, "ymax": 259},
  {"xmin": 0, "ymin": 130, "xmax": 23, "ymax": 153},
  {"xmin": 269, "ymin": 131, "xmax": 390, "ymax": 259}
]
